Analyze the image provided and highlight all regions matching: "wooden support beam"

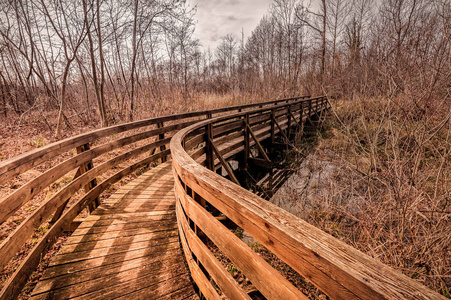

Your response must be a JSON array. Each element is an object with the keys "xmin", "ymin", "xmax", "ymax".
[
  {"xmin": 287, "ymin": 105, "xmax": 292, "ymax": 138},
  {"xmin": 272, "ymin": 115, "xmax": 290, "ymax": 144},
  {"xmin": 205, "ymin": 124, "xmax": 214, "ymax": 170},
  {"xmin": 299, "ymin": 104, "xmax": 304, "ymax": 136},
  {"xmin": 245, "ymin": 170, "xmax": 271, "ymax": 199},
  {"xmin": 209, "ymin": 137, "xmax": 240, "ymax": 185},
  {"xmin": 306, "ymin": 115, "xmax": 318, "ymax": 130},
  {"xmin": 244, "ymin": 121, "xmax": 271, "ymax": 162},
  {"xmin": 270, "ymin": 109, "xmax": 275, "ymax": 153},
  {"xmin": 158, "ymin": 122, "xmax": 167, "ymax": 163},
  {"xmin": 244, "ymin": 114, "xmax": 250, "ymax": 169},
  {"xmin": 308, "ymin": 100, "xmax": 312, "ymax": 117},
  {"xmin": 289, "ymin": 111, "xmax": 302, "ymax": 129},
  {"xmin": 248, "ymin": 157, "xmax": 271, "ymax": 168},
  {"xmin": 269, "ymin": 168, "xmax": 274, "ymax": 197},
  {"xmin": 51, "ymin": 143, "xmax": 98, "ymax": 224}
]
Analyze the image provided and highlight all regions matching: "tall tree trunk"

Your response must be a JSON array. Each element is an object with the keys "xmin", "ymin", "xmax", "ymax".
[
  {"xmin": 129, "ymin": 0, "xmax": 139, "ymax": 121},
  {"xmin": 321, "ymin": 0, "xmax": 326, "ymax": 84},
  {"xmin": 56, "ymin": 61, "xmax": 72, "ymax": 136},
  {"xmin": 83, "ymin": 0, "xmax": 107, "ymax": 127},
  {"xmin": 96, "ymin": 0, "xmax": 107, "ymax": 126},
  {"xmin": 0, "ymin": 74, "xmax": 6, "ymax": 118}
]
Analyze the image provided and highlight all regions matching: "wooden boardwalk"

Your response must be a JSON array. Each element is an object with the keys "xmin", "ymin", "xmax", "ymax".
[
  {"xmin": 2, "ymin": 96, "xmax": 440, "ymax": 299},
  {"xmin": 30, "ymin": 163, "xmax": 198, "ymax": 300}
]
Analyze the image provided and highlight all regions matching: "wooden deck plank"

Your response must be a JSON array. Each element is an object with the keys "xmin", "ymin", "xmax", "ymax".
[
  {"xmin": 113, "ymin": 275, "xmax": 196, "ymax": 300},
  {"xmin": 49, "ymin": 239, "xmax": 180, "ymax": 266},
  {"xmin": 41, "ymin": 246, "xmax": 182, "ymax": 281},
  {"xmin": 31, "ymin": 162, "xmax": 198, "ymax": 300},
  {"xmin": 63, "ymin": 225, "xmax": 178, "ymax": 244},
  {"xmin": 57, "ymin": 231, "xmax": 179, "ymax": 255},
  {"xmin": 80, "ymin": 211, "xmax": 175, "ymax": 221},
  {"xmin": 32, "ymin": 255, "xmax": 186, "ymax": 297},
  {"xmin": 72, "ymin": 271, "xmax": 193, "ymax": 300},
  {"xmin": 92, "ymin": 204, "xmax": 175, "ymax": 214},
  {"xmin": 31, "ymin": 261, "xmax": 188, "ymax": 300},
  {"xmin": 71, "ymin": 220, "xmax": 176, "ymax": 236},
  {"xmin": 76, "ymin": 215, "xmax": 176, "ymax": 229}
]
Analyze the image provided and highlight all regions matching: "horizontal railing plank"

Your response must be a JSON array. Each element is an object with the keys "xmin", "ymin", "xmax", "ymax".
[
  {"xmin": 176, "ymin": 199, "xmax": 251, "ymax": 300},
  {"xmin": 171, "ymin": 96, "xmax": 445, "ymax": 300},
  {"xmin": 174, "ymin": 176, "xmax": 306, "ymax": 300},
  {"xmin": 0, "ymin": 96, "xmax": 310, "ymax": 184},
  {"xmin": 0, "ymin": 149, "xmax": 170, "ymax": 300},
  {"xmin": 0, "ymin": 95, "xmax": 322, "ymax": 300}
]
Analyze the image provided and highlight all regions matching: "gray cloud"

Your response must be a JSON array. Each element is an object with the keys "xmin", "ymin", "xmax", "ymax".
[{"xmin": 190, "ymin": 0, "xmax": 272, "ymax": 50}]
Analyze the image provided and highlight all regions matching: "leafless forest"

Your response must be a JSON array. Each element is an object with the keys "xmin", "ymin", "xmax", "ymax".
[
  {"xmin": 0, "ymin": 0, "xmax": 450, "ymax": 297},
  {"xmin": 0, "ymin": 0, "xmax": 448, "ymax": 132}
]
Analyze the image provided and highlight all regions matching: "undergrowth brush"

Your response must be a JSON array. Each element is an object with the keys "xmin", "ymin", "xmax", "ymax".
[{"xmin": 305, "ymin": 96, "xmax": 450, "ymax": 296}]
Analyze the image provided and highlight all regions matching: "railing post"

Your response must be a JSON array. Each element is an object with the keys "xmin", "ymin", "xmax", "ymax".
[
  {"xmin": 270, "ymin": 108, "xmax": 275, "ymax": 154},
  {"xmin": 244, "ymin": 113, "xmax": 250, "ymax": 170},
  {"xmin": 51, "ymin": 143, "xmax": 98, "ymax": 224},
  {"xmin": 300, "ymin": 102, "xmax": 304, "ymax": 136},
  {"xmin": 287, "ymin": 104, "xmax": 292, "ymax": 139},
  {"xmin": 308, "ymin": 99, "xmax": 312, "ymax": 119},
  {"xmin": 319, "ymin": 97, "xmax": 325, "ymax": 122},
  {"xmin": 78, "ymin": 143, "xmax": 98, "ymax": 212},
  {"xmin": 158, "ymin": 122, "xmax": 166, "ymax": 163},
  {"xmin": 205, "ymin": 123, "xmax": 214, "ymax": 171}
]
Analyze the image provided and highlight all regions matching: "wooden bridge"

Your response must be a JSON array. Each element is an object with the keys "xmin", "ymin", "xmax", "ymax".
[{"xmin": 0, "ymin": 96, "xmax": 444, "ymax": 299}]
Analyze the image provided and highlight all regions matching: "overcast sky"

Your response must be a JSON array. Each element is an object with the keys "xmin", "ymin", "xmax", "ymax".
[{"xmin": 188, "ymin": 0, "xmax": 273, "ymax": 50}]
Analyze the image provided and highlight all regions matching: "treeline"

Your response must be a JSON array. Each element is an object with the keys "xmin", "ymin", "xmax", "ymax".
[
  {"xmin": 0, "ymin": 0, "xmax": 199, "ymax": 133},
  {"xmin": 220, "ymin": 0, "xmax": 450, "ymax": 103},
  {"xmin": 0, "ymin": 0, "xmax": 450, "ymax": 133}
]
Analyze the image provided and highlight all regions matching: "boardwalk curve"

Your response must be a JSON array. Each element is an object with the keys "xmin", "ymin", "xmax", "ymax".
[
  {"xmin": 30, "ymin": 163, "xmax": 197, "ymax": 299},
  {"xmin": 0, "ymin": 96, "xmax": 445, "ymax": 299}
]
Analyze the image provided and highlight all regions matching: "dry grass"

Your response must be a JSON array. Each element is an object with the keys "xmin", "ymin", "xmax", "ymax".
[{"xmin": 295, "ymin": 95, "xmax": 451, "ymax": 297}]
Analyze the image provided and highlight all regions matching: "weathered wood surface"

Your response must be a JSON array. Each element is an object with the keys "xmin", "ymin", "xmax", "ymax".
[
  {"xmin": 175, "ymin": 177, "xmax": 307, "ymax": 300},
  {"xmin": 171, "ymin": 97, "xmax": 446, "ymax": 300},
  {"xmin": 5, "ymin": 96, "xmax": 438, "ymax": 300},
  {"xmin": 30, "ymin": 163, "xmax": 198, "ymax": 300},
  {"xmin": 0, "ymin": 96, "xmax": 309, "ymax": 185},
  {"xmin": 0, "ymin": 95, "xmax": 313, "ymax": 300}
]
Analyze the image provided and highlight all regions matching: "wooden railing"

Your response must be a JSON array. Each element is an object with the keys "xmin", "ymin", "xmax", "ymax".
[
  {"xmin": 171, "ymin": 97, "xmax": 444, "ymax": 299},
  {"xmin": 0, "ymin": 95, "xmax": 311, "ymax": 300}
]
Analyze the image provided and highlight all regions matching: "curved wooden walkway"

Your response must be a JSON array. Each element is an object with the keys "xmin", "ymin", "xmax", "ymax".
[
  {"xmin": 1, "ymin": 96, "xmax": 444, "ymax": 300},
  {"xmin": 30, "ymin": 163, "xmax": 198, "ymax": 300}
]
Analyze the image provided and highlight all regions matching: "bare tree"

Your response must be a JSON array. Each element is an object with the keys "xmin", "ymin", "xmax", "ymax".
[
  {"xmin": 327, "ymin": 0, "xmax": 349, "ymax": 76},
  {"xmin": 83, "ymin": 0, "xmax": 107, "ymax": 127},
  {"xmin": 296, "ymin": 0, "xmax": 327, "ymax": 84},
  {"xmin": 40, "ymin": 0, "xmax": 87, "ymax": 135}
]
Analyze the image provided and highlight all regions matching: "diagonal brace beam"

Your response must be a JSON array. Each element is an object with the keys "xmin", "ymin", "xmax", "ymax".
[
  {"xmin": 289, "ymin": 111, "xmax": 303, "ymax": 129},
  {"xmin": 244, "ymin": 121, "xmax": 271, "ymax": 162},
  {"xmin": 272, "ymin": 115, "xmax": 290, "ymax": 144},
  {"xmin": 209, "ymin": 137, "xmax": 240, "ymax": 185}
]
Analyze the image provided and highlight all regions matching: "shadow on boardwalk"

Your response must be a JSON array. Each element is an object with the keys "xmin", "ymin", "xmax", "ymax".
[{"xmin": 29, "ymin": 163, "xmax": 198, "ymax": 300}]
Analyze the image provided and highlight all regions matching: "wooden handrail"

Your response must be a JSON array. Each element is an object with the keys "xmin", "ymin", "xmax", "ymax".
[
  {"xmin": 0, "ymin": 95, "xmax": 310, "ymax": 299},
  {"xmin": 170, "ymin": 97, "xmax": 444, "ymax": 299},
  {"xmin": 0, "ymin": 95, "xmax": 311, "ymax": 184},
  {"xmin": 3, "ymin": 95, "xmax": 441, "ymax": 299}
]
